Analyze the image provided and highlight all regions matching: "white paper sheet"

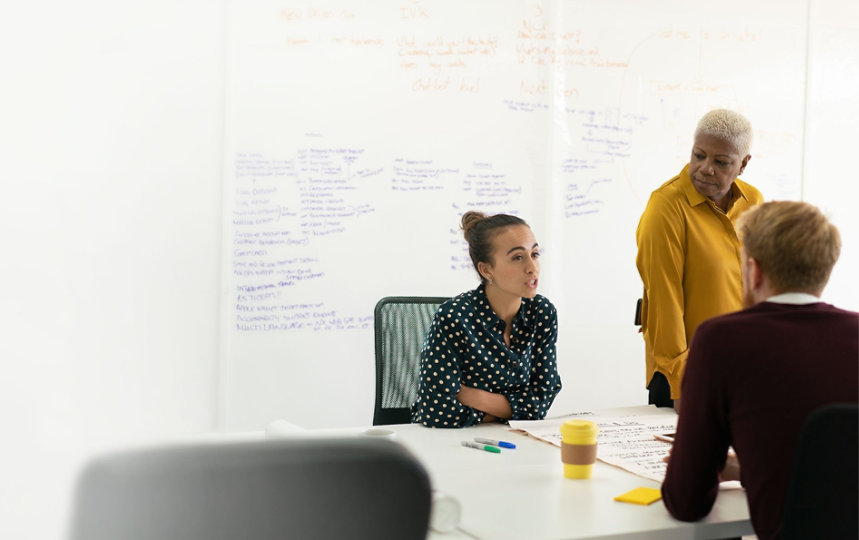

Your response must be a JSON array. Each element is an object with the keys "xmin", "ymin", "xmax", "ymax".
[
  {"xmin": 509, "ymin": 410, "xmax": 677, "ymax": 482},
  {"xmin": 509, "ymin": 410, "xmax": 743, "ymax": 490}
]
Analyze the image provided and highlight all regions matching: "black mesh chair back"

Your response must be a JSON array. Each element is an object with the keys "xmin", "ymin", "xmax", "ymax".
[
  {"xmin": 374, "ymin": 296, "xmax": 448, "ymax": 425},
  {"xmin": 781, "ymin": 403, "xmax": 858, "ymax": 540},
  {"xmin": 69, "ymin": 437, "xmax": 431, "ymax": 540}
]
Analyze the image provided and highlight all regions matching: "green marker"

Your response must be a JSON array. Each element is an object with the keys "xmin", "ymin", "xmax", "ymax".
[{"xmin": 461, "ymin": 440, "xmax": 501, "ymax": 453}]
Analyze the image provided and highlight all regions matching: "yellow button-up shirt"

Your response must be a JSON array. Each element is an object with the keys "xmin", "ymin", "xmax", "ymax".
[{"xmin": 636, "ymin": 165, "xmax": 763, "ymax": 399}]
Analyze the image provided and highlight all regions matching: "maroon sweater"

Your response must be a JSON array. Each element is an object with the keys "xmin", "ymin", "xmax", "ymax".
[{"xmin": 661, "ymin": 301, "xmax": 859, "ymax": 540}]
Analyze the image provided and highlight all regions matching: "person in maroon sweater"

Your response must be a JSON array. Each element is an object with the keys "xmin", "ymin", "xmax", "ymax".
[{"xmin": 661, "ymin": 200, "xmax": 859, "ymax": 540}]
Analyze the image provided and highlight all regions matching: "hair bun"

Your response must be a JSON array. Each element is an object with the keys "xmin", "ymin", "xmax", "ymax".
[
  {"xmin": 460, "ymin": 211, "xmax": 486, "ymax": 241},
  {"xmin": 460, "ymin": 210, "xmax": 486, "ymax": 240}
]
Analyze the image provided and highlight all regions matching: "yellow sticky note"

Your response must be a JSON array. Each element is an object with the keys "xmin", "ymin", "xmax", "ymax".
[{"xmin": 614, "ymin": 487, "xmax": 662, "ymax": 505}]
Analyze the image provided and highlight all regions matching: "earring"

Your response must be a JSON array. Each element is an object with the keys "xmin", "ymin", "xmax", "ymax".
[{"xmin": 488, "ymin": 278, "xmax": 493, "ymax": 286}]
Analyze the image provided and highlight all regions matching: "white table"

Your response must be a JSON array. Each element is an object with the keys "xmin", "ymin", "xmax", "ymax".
[{"xmin": 256, "ymin": 406, "xmax": 754, "ymax": 540}]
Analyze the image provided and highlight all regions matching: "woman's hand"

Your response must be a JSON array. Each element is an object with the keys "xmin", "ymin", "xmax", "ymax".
[{"xmin": 456, "ymin": 385, "xmax": 512, "ymax": 419}]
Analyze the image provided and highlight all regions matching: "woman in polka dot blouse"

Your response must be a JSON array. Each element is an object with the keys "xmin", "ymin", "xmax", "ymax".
[{"xmin": 411, "ymin": 211, "xmax": 562, "ymax": 427}]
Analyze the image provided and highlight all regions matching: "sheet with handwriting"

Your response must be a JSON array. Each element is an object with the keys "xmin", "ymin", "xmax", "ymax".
[
  {"xmin": 509, "ymin": 410, "xmax": 743, "ymax": 489},
  {"xmin": 508, "ymin": 410, "xmax": 677, "ymax": 482}
]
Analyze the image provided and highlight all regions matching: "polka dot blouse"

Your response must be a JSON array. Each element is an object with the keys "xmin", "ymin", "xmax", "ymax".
[{"xmin": 410, "ymin": 284, "xmax": 562, "ymax": 428}]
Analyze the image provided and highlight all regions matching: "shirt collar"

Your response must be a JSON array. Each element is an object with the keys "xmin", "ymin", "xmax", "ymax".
[
  {"xmin": 766, "ymin": 292, "xmax": 822, "ymax": 305},
  {"xmin": 473, "ymin": 284, "xmax": 530, "ymax": 328},
  {"xmin": 472, "ymin": 284, "xmax": 495, "ymax": 322},
  {"xmin": 679, "ymin": 164, "xmax": 753, "ymax": 208}
]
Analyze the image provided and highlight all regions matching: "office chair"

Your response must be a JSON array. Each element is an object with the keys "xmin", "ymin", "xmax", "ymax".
[
  {"xmin": 781, "ymin": 403, "xmax": 859, "ymax": 540},
  {"xmin": 69, "ymin": 437, "xmax": 432, "ymax": 540},
  {"xmin": 374, "ymin": 296, "xmax": 449, "ymax": 425}
]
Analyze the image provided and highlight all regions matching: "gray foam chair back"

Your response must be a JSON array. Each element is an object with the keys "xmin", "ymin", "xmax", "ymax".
[{"xmin": 69, "ymin": 437, "xmax": 431, "ymax": 540}]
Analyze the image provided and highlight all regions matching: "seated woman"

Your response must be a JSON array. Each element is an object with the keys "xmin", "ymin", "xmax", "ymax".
[{"xmin": 411, "ymin": 211, "xmax": 562, "ymax": 428}]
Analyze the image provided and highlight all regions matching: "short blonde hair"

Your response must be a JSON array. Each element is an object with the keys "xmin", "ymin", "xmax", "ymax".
[
  {"xmin": 695, "ymin": 109, "xmax": 753, "ymax": 157},
  {"xmin": 736, "ymin": 201, "xmax": 841, "ymax": 294}
]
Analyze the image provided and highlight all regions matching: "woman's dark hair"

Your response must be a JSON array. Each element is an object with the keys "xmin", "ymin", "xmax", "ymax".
[{"xmin": 461, "ymin": 211, "xmax": 529, "ymax": 283}]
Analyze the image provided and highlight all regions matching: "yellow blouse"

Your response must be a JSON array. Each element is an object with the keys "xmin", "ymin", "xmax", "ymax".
[{"xmin": 635, "ymin": 165, "xmax": 763, "ymax": 399}]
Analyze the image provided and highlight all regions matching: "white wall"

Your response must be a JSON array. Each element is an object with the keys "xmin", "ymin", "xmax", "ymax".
[{"xmin": 0, "ymin": 2, "xmax": 225, "ymax": 538}]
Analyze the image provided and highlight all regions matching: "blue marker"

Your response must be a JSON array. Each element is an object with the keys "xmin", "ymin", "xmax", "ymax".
[
  {"xmin": 474, "ymin": 437, "xmax": 516, "ymax": 449},
  {"xmin": 461, "ymin": 441, "xmax": 501, "ymax": 453}
]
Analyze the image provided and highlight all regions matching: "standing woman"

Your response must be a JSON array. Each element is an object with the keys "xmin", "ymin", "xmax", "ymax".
[
  {"xmin": 636, "ymin": 109, "xmax": 764, "ymax": 410},
  {"xmin": 411, "ymin": 212, "xmax": 562, "ymax": 428}
]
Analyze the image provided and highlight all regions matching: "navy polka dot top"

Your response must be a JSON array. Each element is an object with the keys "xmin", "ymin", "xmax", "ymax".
[{"xmin": 411, "ymin": 284, "xmax": 561, "ymax": 428}]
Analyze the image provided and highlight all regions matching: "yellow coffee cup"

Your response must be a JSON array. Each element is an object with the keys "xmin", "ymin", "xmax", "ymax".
[{"xmin": 560, "ymin": 419, "xmax": 599, "ymax": 479}]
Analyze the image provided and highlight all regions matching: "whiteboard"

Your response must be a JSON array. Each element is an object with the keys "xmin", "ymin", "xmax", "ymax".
[
  {"xmin": 803, "ymin": 0, "xmax": 859, "ymax": 310},
  {"xmin": 222, "ymin": 0, "xmax": 808, "ymax": 429}
]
